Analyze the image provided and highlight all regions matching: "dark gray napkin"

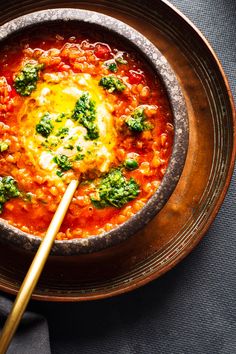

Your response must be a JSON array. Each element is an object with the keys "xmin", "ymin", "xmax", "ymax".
[{"xmin": 0, "ymin": 295, "xmax": 51, "ymax": 354}]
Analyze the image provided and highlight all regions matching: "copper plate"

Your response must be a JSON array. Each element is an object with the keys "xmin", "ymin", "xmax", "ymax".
[{"xmin": 0, "ymin": 0, "xmax": 235, "ymax": 301}]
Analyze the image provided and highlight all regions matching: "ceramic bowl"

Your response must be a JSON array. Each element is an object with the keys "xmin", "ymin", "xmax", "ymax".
[{"xmin": 0, "ymin": 8, "xmax": 188, "ymax": 255}]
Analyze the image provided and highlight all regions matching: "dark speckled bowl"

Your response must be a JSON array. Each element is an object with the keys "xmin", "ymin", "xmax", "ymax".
[{"xmin": 0, "ymin": 9, "xmax": 188, "ymax": 255}]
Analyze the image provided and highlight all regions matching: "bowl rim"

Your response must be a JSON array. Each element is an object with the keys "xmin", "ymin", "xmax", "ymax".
[{"xmin": 0, "ymin": 8, "xmax": 189, "ymax": 255}]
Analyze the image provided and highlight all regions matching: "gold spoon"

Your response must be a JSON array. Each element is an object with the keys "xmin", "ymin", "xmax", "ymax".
[{"xmin": 0, "ymin": 179, "xmax": 79, "ymax": 353}]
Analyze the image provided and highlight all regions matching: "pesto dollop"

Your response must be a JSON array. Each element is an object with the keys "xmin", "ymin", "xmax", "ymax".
[
  {"xmin": 36, "ymin": 113, "xmax": 54, "ymax": 138},
  {"xmin": 14, "ymin": 62, "xmax": 44, "ymax": 96},
  {"xmin": 126, "ymin": 107, "xmax": 152, "ymax": 132},
  {"xmin": 99, "ymin": 76, "xmax": 126, "ymax": 93},
  {"xmin": 91, "ymin": 169, "xmax": 139, "ymax": 208},
  {"xmin": 72, "ymin": 92, "xmax": 99, "ymax": 140},
  {"xmin": 0, "ymin": 176, "xmax": 20, "ymax": 213}
]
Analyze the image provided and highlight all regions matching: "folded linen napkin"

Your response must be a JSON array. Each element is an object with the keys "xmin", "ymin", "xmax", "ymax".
[{"xmin": 0, "ymin": 294, "xmax": 51, "ymax": 354}]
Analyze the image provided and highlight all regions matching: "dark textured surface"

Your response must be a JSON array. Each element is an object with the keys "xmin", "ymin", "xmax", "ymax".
[
  {"xmin": 0, "ymin": 297, "xmax": 50, "ymax": 354},
  {"xmin": 0, "ymin": 0, "xmax": 236, "ymax": 353}
]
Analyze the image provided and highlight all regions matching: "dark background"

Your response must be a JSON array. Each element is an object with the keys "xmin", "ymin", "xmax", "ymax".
[{"xmin": 1, "ymin": 0, "xmax": 236, "ymax": 353}]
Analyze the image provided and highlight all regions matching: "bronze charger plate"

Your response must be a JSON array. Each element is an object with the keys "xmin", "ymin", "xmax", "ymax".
[{"xmin": 0, "ymin": 0, "xmax": 235, "ymax": 301}]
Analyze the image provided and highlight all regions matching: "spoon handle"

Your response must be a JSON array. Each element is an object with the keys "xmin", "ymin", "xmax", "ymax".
[{"xmin": 0, "ymin": 179, "xmax": 79, "ymax": 354}]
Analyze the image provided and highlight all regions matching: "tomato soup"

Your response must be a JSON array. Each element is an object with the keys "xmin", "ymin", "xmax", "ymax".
[{"xmin": 0, "ymin": 24, "xmax": 174, "ymax": 240}]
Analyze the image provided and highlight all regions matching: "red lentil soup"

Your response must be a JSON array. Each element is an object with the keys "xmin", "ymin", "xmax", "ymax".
[{"xmin": 0, "ymin": 24, "xmax": 174, "ymax": 240}]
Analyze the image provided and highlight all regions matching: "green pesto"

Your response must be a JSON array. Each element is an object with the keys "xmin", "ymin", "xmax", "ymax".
[
  {"xmin": 116, "ymin": 56, "xmax": 128, "ymax": 65},
  {"xmin": 74, "ymin": 153, "xmax": 85, "ymax": 161},
  {"xmin": 14, "ymin": 62, "xmax": 44, "ymax": 96},
  {"xmin": 36, "ymin": 113, "xmax": 54, "ymax": 138},
  {"xmin": 64, "ymin": 144, "xmax": 74, "ymax": 150},
  {"xmin": 72, "ymin": 92, "xmax": 99, "ymax": 140},
  {"xmin": 99, "ymin": 76, "xmax": 126, "ymax": 93},
  {"xmin": 126, "ymin": 107, "xmax": 153, "ymax": 133},
  {"xmin": 0, "ymin": 176, "xmax": 20, "ymax": 213},
  {"xmin": 56, "ymin": 127, "xmax": 69, "ymax": 138},
  {"xmin": 56, "ymin": 170, "xmax": 63, "ymax": 177},
  {"xmin": 91, "ymin": 168, "xmax": 140, "ymax": 209},
  {"xmin": 108, "ymin": 63, "xmax": 118, "ymax": 73},
  {"xmin": 53, "ymin": 154, "xmax": 72, "ymax": 171},
  {"xmin": 55, "ymin": 113, "xmax": 66, "ymax": 122}
]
